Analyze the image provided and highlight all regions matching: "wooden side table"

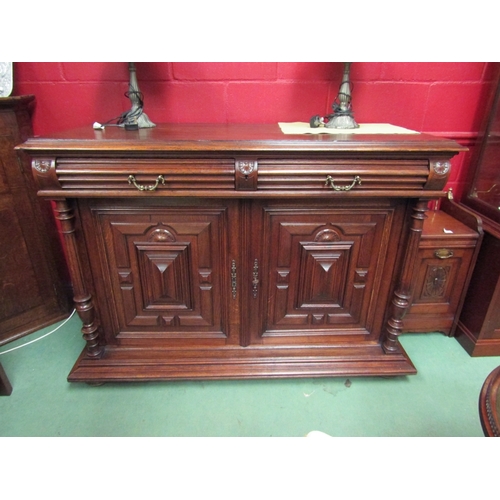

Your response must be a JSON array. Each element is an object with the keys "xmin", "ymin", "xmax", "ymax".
[
  {"xmin": 479, "ymin": 365, "xmax": 500, "ymax": 436},
  {"xmin": 403, "ymin": 200, "xmax": 482, "ymax": 336}
]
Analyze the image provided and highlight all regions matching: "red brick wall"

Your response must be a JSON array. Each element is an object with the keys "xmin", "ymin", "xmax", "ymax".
[{"xmin": 12, "ymin": 62, "xmax": 498, "ymax": 197}]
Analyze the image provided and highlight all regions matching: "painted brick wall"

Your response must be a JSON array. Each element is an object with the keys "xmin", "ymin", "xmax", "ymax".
[{"xmin": 12, "ymin": 62, "xmax": 498, "ymax": 197}]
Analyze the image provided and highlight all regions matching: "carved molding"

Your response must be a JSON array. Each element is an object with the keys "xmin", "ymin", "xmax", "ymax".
[
  {"xmin": 148, "ymin": 227, "xmax": 176, "ymax": 242},
  {"xmin": 314, "ymin": 228, "xmax": 341, "ymax": 242}
]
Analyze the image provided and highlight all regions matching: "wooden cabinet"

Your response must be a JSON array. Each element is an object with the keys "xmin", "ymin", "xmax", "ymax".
[
  {"xmin": 403, "ymin": 202, "xmax": 482, "ymax": 335},
  {"xmin": 454, "ymin": 65, "xmax": 500, "ymax": 356},
  {"xmin": 0, "ymin": 96, "xmax": 70, "ymax": 347},
  {"xmin": 456, "ymin": 228, "xmax": 500, "ymax": 355},
  {"xmin": 18, "ymin": 123, "xmax": 464, "ymax": 382}
]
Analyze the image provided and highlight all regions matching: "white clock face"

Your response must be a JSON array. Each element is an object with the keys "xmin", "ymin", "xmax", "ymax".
[{"xmin": 0, "ymin": 62, "xmax": 13, "ymax": 97}]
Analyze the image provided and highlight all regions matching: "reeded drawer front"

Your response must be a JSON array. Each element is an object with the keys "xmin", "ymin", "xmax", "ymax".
[
  {"xmin": 56, "ymin": 158, "xmax": 236, "ymax": 192},
  {"xmin": 52, "ymin": 157, "xmax": 431, "ymax": 196},
  {"xmin": 258, "ymin": 159, "xmax": 430, "ymax": 192}
]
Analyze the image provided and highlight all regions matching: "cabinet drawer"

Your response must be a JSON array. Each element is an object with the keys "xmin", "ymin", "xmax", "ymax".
[
  {"xmin": 258, "ymin": 159, "xmax": 430, "ymax": 193},
  {"xmin": 50, "ymin": 157, "xmax": 432, "ymax": 196},
  {"xmin": 55, "ymin": 158, "xmax": 236, "ymax": 193}
]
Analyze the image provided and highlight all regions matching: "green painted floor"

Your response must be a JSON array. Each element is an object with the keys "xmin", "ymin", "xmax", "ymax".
[{"xmin": 1, "ymin": 312, "xmax": 500, "ymax": 437}]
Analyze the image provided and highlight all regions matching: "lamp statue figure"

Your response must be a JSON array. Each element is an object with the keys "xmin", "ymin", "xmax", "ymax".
[
  {"xmin": 310, "ymin": 62, "xmax": 359, "ymax": 129},
  {"xmin": 122, "ymin": 62, "xmax": 155, "ymax": 130}
]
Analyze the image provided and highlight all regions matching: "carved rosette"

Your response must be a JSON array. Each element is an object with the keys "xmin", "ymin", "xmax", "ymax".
[
  {"xmin": 423, "ymin": 265, "xmax": 450, "ymax": 298},
  {"xmin": 31, "ymin": 158, "xmax": 60, "ymax": 191},
  {"xmin": 33, "ymin": 159, "xmax": 53, "ymax": 173},
  {"xmin": 432, "ymin": 161, "xmax": 451, "ymax": 176},
  {"xmin": 235, "ymin": 159, "xmax": 258, "ymax": 190},
  {"xmin": 237, "ymin": 160, "xmax": 256, "ymax": 176},
  {"xmin": 424, "ymin": 159, "xmax": 452, "ymax": 190}
]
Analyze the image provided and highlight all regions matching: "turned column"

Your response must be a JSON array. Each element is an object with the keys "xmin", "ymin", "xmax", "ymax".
[
  {"xmin": 383, "ymin": 199, "xmax": 428, "ymax": 353},
  {"xmin": 53, "ymin": 199, "xmax": 104, "ymax": 358}
]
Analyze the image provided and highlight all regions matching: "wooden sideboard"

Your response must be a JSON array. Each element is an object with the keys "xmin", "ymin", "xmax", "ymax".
[{"xmin": 18, "ymin": 124, "xmax": 465, "ymax": 383}]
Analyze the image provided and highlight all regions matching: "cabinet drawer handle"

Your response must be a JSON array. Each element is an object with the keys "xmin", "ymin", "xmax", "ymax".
[
  {"xmin": 325, "ymin": 175, "xmax": 361, "ymax": 191},
  {"xmin": 128, "ymin": 174, "xmax": 165, "ymax": 191},
  {"xmin": 435, "ymin": 248, "xmax": 454, "ymax": 259}
]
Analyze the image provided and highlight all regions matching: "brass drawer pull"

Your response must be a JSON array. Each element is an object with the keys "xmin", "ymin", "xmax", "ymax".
[
  {"xmin": 435, "ymin": 248, "xmax": 454, "ymax": 259},
  {"xmin": 325, "ymin": 175, "xmax": 361, "ymax": 191},
  {"xmin": 128, "ymin": 174, "xmax": 165, "ymax": 191}
]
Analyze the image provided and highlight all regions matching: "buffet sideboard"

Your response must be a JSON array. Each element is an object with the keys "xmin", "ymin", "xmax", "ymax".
[{"xmin": 19, "ymin": 123, "xmax": 465, "ymax": 383}]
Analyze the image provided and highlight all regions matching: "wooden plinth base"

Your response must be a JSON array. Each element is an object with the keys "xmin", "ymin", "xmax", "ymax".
[
  {"xmin": 455, "ymin": 321, "xmax": 500, "ymax": 357},
  {"xmin": 68, "ymin": 343, "xmax": 417, "ymax": 383}
]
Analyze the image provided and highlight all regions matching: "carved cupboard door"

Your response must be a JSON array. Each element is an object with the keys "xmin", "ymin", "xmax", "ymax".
[
  {"xmin": 406, "ymin": 246, "xmax": 476, "ymax": 326},
  {"xmin": 79, "ymin": 199, "xmax": 241, "ymax": 347},
  {"xmin": 248, "ymin": 200, "xmax": 404, "ymax": 346}
]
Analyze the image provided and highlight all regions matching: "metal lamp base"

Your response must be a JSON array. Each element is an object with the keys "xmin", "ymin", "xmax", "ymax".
[{"xmin": 325, "ymin": 113, "xmax": 359, "ymax": 129}]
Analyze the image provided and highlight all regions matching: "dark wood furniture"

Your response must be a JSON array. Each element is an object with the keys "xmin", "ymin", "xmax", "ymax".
[
  {"xmin": 0, "ymin": 363, "xmax": 13, "ymax": 396},
  {"xmin": 0, "ymin": 96, "xmax": 70, "ymax": 348},
  {"xmin": 479, "ymin": 365, "xmax": 500, "ymax": 436},
  {"xmin": 403, "ymin": 200, "xmax": 482, "ymax": 336},
  {"xmin": 455, "ymin": 66, "xmax": 500, "ymax": 356},
  {"xmin": 19, "ymin": 123, "xmax": 464, "ymax": 383}
]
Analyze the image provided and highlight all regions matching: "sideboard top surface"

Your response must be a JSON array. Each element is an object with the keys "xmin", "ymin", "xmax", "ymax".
[{"xmin": 19, "ymin": 123, "xmax": 465, "ymax": 156}]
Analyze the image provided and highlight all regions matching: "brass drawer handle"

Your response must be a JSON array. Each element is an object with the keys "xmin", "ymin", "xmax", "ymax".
[
  {"xmin": 128, "ymin": 174, "xmax": 165, "ymax": 191},
  {"xmin": 325, "ymin": 175, "xmax": 361, "ymax": 191},
  {"xmin": 435, "ymin": 248, "xmax": 454, "ymax": 259}
]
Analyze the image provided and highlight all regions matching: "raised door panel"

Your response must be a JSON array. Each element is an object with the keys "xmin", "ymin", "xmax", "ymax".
[
  {"xmin": 408, "ymin": 248, "xmax": 473, "ymax": 315},
  {"xmin": 81, "ymin": 199, "xmax": 239, "ymax": 346},
  {"xmin": 251, "ymin": 201, "xmax": 402, "ymax": 345}
]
